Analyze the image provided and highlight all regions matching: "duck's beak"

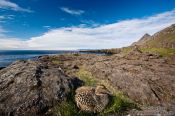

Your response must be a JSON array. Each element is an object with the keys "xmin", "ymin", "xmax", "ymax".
[{"xmin": 101, "ymin": 89, "xmax": 112, "ymax": 95}]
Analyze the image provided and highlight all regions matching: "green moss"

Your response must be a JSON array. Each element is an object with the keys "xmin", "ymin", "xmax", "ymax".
[
  {"xmin": 73, "ymin": 53, "xmax": 80, "ymax": 56},
  {"xmin": 54, "ymin": 101, "xmax": 77, "ymax": 116},
  {"xmin": 101, "ymin": 94, "xmax": 138, "ymax": 115},
  {"xmin": 76, "ymin": 69, "xmax": 97, "ymax": 86},
  {"xmin": 53, "ymin": 100, "xmax": 94, "ymax": 116},
  {"xmin": 52, "ymin": 60, "xmax": 62, "ymax": 65},
  {"xmin": 47, "ymin": 56, "xmax": 62, "ymax": 65},
  {"xmin": 121, "ymin": 47, "xmax": 133, "ymax": 54},
  {"xmin": 141, "ymin": 48, "xmax": 175, "ymax": 57},
  {"xmin": 97, "ymin": 94, "xmax": 138, "ymax": 116}
]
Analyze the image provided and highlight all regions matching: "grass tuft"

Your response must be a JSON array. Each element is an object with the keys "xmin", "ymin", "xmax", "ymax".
[
  {"xmin": 76, "ymin": 69, "xmax": 97, "ymax": 86},
  {"xmin": 140, "ymin": 48, "xmax": 175, "ymax": 57},
  {"xmin": 121, "ymin": 47, "xmax": 133, "ymax": 54},
  {"xmin": 54, "ymin": 101, "xmax": 77, "ymax": 116},
  {"xmin": 53, "ymin": 100, "xmax": 94, "ymax": 116},
  {"xmin": 101, "ymin": 94, "xmax": 138, "ymax": 115}
]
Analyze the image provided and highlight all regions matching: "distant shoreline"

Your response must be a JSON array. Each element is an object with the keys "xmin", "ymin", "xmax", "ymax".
[
  {"xmin": 0, "ymin": 50, "xmax": 107, "ymax": 68},
  {"xmin": 0, "ymin": 50, "xmax": 79, "ymax": 68}
]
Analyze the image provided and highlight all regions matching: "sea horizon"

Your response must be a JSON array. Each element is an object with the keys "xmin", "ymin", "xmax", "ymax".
[{"xmin": 0, "ymin": 50, "xmax": 78, "ymax": 67}]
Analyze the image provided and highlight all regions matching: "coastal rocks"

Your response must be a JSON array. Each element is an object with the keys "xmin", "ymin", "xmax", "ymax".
[
  {"xmin": 0, "ymin": 67, "xmax": 5, "ymax": 70},
  {"xmin": 87, "ymin": 55, "xmax": 175, "ymax": 105},
  {"xmin": 49, "ymin": 53, "xmax": 175, "ymax": 106},
  {"xmin": 0, "ymin": 60, "xmax": 83, "ymax": 115},
  {"xmin": 0, "ymin": 51, "xmax": 175, "ymax": 115}
]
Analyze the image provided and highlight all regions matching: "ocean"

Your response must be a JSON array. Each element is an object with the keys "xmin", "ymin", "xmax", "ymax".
[{"xmin": 0, "ymin": 50, "xmax": 76, "ymax": 67}]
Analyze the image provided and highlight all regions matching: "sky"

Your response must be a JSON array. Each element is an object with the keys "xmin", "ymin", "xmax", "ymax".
[{"xmin": 0, "ymin": 0, "xmax": 175, "ymax": 50}]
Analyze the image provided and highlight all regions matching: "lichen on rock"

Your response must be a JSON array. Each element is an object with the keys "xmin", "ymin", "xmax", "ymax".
[{"xmin": 0, "ymin": 60, "xmax": 83, "ymax": 115}]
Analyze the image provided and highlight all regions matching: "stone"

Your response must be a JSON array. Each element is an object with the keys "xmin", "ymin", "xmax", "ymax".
[
  {"xmin": 0, "ymin": 60, "xmax": 83, "ymax": 115},
  {"xmin": 50, "ymin": 53, "xmax": 175, "ymax": 106}
]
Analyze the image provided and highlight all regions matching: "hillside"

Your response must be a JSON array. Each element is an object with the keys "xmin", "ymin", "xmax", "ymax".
[
  {"xmin": 131, "ymin": 33, "xmax": 151, "ymax": 46},
  {"xmin": 85, "ymin": 24, "xmax": 175, "ymax": 57},
  {"xmin": 135, "ymin": 24, "xmax": 175, "ymax": 59},
  {"xmin": 139, "ymin": 24, "xmax": 175, "ymax": 48}
]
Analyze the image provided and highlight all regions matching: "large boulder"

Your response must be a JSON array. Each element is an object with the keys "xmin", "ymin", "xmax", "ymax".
[{"xmin": 0, "ymin": 60, "xmax": 82, "ymax": 115}]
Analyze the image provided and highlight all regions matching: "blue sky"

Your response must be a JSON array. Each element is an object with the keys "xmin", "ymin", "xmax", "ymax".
[{"xmin": 0, "ymin": 0, "xmax": 175, "ymax": 50}]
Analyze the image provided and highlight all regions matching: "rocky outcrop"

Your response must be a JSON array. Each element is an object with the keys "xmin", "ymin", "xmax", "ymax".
[
  {"xmin": 140, "ymin": 24, "xmax": 175, "ymax": 48},
  {"xmin": 0, "ymin": 51, "xmax": 175, "ymax": 115},
  {"xmin": 132, "ymin": 33, "xmax": 151, "ymax": 46},
  {"xmin": 44, "ymin": 53, "xmax": 175, "ymax": 106},
  {"xmin": 0, "ymin": 60, "xmax": 83, "ymax": 115}
]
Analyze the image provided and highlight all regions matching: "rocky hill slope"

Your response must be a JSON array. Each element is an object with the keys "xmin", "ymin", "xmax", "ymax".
[
  {"xmin": 133, "ymin": 24, "xmax": 175, "ymax": 48},
  {"xmin": 86, "ymin": 24, "xmax": 175, "ymax": 56},
  {"xmin": 131, "ymin": 33, "xmax": 151, "ymax": 46}
]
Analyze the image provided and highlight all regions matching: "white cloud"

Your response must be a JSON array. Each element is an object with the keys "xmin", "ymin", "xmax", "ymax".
[
  {"xmin": 0, "ymin": 15, "xmax": 14, "ymax": 23},
  {"xmin": 0, "ymin": 0, "xmax": 32, "ymax": 12},
  {"xmin": 0, "ymin": 9, "xmax": 175, "ymax": 50},
  {"xmin": 0, "ymin": 38, "xmax": 27, "ymax": 49},
  {"xmin": 60, "ymin": 7, "xmax": 84, "ymax": 16}
]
